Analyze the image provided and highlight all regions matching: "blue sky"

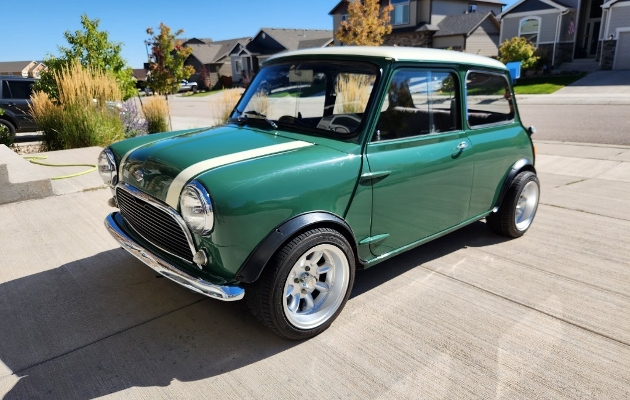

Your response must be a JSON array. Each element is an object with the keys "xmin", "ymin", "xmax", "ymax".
[{"xmin": 1, "ymin": 0, "xmax": 516, "ymax": 69}]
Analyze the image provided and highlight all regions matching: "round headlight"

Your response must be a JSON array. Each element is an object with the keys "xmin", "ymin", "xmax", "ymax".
[
  {"xmin": 180, "ymin": 180, "xmax": 214, "ymax": 235},
  {"xmin": 98, "ymin": 148, "xmax": 116, "ymax": 186}
]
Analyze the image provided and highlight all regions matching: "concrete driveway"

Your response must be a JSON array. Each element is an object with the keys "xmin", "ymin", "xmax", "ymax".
[{"xmin": 0, "ymin": 139, "xmax": 629, "ymax": 399}]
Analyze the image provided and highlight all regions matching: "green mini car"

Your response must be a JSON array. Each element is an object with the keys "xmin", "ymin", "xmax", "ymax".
[{"xmin": 102, "ymin": 47, "xmax": 539, "ymax": 340}]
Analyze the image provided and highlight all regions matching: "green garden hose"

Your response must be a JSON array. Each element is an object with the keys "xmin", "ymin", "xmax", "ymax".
[{"xmin": 23, "ymin": 155, "xmax": 97, "ymax": 180}]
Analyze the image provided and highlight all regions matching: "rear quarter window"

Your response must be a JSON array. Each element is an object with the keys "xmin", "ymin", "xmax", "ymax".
[{"xmin": 466, "ymin": 71, "xmax": 514, "ymax": 128}]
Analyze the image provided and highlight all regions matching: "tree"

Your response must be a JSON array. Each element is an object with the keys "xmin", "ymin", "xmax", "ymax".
[
  {"xmin": 145, "ymin": 23, "xmax": 194, "ymax": 95},
  {"xmin": 498, "ymin": 37, "xmax": 540, "ymax": 70},
  {"xmin": 35, "ymin": 14, "xmax": 136, "ymax": 100},
  {"xmin": 335, "ymin": 0, "xmax": 394, "ymax": 46}
]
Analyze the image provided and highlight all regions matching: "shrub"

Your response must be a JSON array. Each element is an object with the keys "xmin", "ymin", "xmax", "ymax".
[
  {"xmin": 0, "ymin": 109, "xmax": 12, "ymax": 147},
  {"xmin": 142, "ymin": 96, "xmax": 169, "ymax": 133},
  {"xmin": 121, "ymin": 99, "xmax": 148, "ymax": 138},
  {"xmin": 0, "ymin": 127, "xmax": 13, "ymax": 147},
  {"xmin": 30, "ymin": 60, "xmax": 124, "ymax": 150},
  {"xmin": 498, "ymin": 37, "xmax": 540, "ymax": 70},
  {"xmin": 212, "ymin": 88, "xmax": 243, "ymax": 125}
]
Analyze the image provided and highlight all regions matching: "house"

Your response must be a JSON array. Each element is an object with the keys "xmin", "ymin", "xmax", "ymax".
[
  {"xmin": 329, "ymin": 0, "xmax": 504, "ymax": 57},
  {"xmin": 231, "ymin": 28, "xmax": 334, "ymax": 83},
  {"xmin": 0, "ymin": 61, "xmax": 46, "ymax": 78},
  {"xmin": 498, "ymin": 0, "xmax": 630, "ymax": 70},
  {"xmin": 183, "ymin": 37, "xmax": 252, "ymax": 89},
  {"xmin": 601, "ymin": 0, "xmax": 630, "ymax": 69}
]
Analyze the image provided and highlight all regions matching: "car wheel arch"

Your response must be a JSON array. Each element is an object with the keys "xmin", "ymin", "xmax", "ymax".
[
  {"xmin": 493, "ymin": 158, "xmax": 536, "ymax": 211},
  {"xmin": 236, "ymin": 211, "xmax": 361, "ymax": 284}
]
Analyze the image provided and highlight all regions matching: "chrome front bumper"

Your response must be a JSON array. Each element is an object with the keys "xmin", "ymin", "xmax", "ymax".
[{"xmin": 105, "ymin": 212, "xmax": 245, "ymax": 301}]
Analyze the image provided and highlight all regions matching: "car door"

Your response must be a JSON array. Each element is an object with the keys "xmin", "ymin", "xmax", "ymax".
[
  {"xmin": 365, "ymin": 68, "xmax": 474, "ymax": 256},
  {"xmin": 0, "ymin": 79, "xmax": 37, "ymax": 132}
]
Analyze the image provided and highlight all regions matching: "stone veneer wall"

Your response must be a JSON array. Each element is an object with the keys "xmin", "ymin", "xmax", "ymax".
[
  {"xmin": 382, "ymin": 31, "xmax": 432, "ymax": 47},
  {"xmin": 536, "ymin": 43, "xmax": 574, "ymax": 68},
  {"xmin": 600, "ymin": 40, "xmax": 617, "ymax": 70}
]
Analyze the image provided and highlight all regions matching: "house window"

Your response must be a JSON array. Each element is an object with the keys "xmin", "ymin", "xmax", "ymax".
[
  {"xmin": 341, "ymin": 14, "xmax": 349, "ymax": 21},
  {"xmin": 519, "ymin": 17, "xmax": 540, "ymax": 46},
  {"xmin": 468, "ymin": 4, "xmax": 477, "ymax": 12},
  {"xmin": 235, "ymin": 60, "xmax": 242, "ymax": 73},
  {"xmin": 390, "ymin": 0, "xmax": 410, "ymax": 26}
]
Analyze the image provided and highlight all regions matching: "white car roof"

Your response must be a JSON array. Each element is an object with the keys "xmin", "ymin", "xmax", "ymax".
[{"xmin": 267, "ymin": 46, "xmax": 507, "ymax": 71}]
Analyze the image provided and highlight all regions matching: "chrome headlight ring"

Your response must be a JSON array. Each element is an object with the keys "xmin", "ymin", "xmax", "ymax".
[
  {"xmin": 98, "ymin": 148, "xmax": 117, "ymax": 187},
  {"xmin": 179, "ymin": 180, "xmax": 214, "ymax": 236}
]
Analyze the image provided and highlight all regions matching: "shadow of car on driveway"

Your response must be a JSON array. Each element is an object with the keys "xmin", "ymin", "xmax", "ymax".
[{"xmin": 0, "ymin": 221, "xmax": 508, "ymax": 398}]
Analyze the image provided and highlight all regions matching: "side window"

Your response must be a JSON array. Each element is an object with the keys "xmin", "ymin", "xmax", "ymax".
[
  {"xmin": 466, "ymin": 72, "xmax": 514, "ymax": 128},
  {"xmin": 374, "ymin": 69, "xmax": 460, "ymax": 141},
  {"xmin": 1, "ymin": 80, "xmax": 10, "ymax": 99},
  {"xmin": 6, "ymin": 80, "xmax": 33, "ymax": 99}
]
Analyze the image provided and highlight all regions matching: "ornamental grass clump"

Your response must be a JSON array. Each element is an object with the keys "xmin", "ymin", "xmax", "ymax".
[
  {"xmin": 142, "ymin": 96, "xmax": 169, "ymax": 133},
  {"xmin": 30, "ymin": 60, "xmax": 124, "ymax": 150},
  {"xmin": 212, "ymin": 88, "xmax": 243, "ymax": 125},
  {"xmin": 335, "ymin": 73, "xmax": 374, "ymax": 114}
]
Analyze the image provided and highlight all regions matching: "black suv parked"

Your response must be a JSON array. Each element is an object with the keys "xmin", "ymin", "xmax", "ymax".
[{"xmin": 0, "ymin": 76, "xmax": 38, "ymax": 138}]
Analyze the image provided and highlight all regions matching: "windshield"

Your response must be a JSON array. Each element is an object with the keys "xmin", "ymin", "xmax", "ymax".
[{"xmin": 231, "ymin": 60, "xmax": 379, "ymax": 139}]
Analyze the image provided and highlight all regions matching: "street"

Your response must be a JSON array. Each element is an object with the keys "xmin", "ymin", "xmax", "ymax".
[{"xmin": 519, "ymin": 104, "xmax": 630, "ymax": 145}]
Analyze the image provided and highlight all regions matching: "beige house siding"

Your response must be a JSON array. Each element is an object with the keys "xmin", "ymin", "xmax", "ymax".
[
  {"xmin": 501, "ymin": 12, "xmax": 561, "ymax": 44},
  {"xmin": 431, "ymin": 1, "xmax": 501, "ymax": 25},
  {"xmin": 419, "ymin": 0, "xmax": 431, "ymax": 24},
  {"xmin": 608, "ymin": 5, "xmax": 630, "ymax": 37},
  {"xmin": 433, "ymin": 36, "xmax": 466, "ymax": 49},
  {"xmin": 466, "ymin": 19, "xmax": 500, "ymax": 56}
]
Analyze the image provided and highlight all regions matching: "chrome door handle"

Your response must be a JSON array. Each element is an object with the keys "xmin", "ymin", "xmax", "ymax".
[{"xmin": 457, "ymin": 141, "xmax": 468, "ymax": 150}]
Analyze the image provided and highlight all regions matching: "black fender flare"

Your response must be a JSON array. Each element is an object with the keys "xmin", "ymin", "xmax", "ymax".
[
  {"xmin": 235, "ymin": 212, "xmax": 357, "ymax": 283},
  {"xmin": 0, "ymin": 111, "xmax": 19, "ymax": 129},
  {"xmin": 494, "ymin": 158, "xmax": 536, "ymax": 210}
]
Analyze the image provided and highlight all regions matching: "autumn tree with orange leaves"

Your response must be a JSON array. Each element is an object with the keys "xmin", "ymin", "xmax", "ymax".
[
  {"xmin": 335, "ymin": 0, "xmax": 394, "ymax": 46},
  {"xmin": 145, "ymin": 23, "xmax": 194, "ymax": 95}
]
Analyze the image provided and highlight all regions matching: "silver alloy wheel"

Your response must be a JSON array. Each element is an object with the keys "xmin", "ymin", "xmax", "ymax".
[
  {"xmin": 282, "ymin": 243, "xmax": 350, "ymax": 330},
  {"xmin": 515, "ymin": 180, "xmax": 539, "ymax": 231}
]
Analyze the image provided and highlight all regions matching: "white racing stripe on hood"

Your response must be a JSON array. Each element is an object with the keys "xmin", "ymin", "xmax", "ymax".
[{"xmin": 165, "ymin": 141, "xmax": 313, "ymax": 208}]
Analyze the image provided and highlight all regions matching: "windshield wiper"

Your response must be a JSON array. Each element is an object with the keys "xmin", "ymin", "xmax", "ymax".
[{"xmin": 236, "ymin": 110, "xmax": 277, "ymax": 129}]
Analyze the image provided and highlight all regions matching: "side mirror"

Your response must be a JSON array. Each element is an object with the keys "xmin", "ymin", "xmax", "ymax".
[{"xmin": 527, "ymin": 125, "xmax": 536, "ymax": 136}]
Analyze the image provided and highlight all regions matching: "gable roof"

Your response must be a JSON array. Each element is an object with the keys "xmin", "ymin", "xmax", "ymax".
[
  {"xmin": 434, "ymin": 12, "xmax": 499, "ymax": 37},
  {"xmin": 602, "ymin": 0, "xmax": 629, "ymax": 8},
  {"xmin": 255, "ymin": 28, "xmax": 333, "ymax": 52},
  {"xmin": 187, "ymin": 37, "xmax": 251, "ymax": 64},
  {"xmin": 499, "ymin": 0, "xmax": 572, "ymax": 18}
]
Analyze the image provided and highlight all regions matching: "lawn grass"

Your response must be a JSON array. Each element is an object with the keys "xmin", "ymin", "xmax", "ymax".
[
  {"xmin": 513, "ymin": 73, "xmax": 587, "ymax": 94},
  {"xmin": 187, "ymin": 89, "xmax": 223, "ymax": 97}
]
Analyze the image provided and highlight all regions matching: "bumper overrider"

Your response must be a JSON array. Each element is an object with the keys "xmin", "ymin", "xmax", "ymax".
[{"xmin": 105, "ymin": 212, "xmax": 245, "ymax": 301}]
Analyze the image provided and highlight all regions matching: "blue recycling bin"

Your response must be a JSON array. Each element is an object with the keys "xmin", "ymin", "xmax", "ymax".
[{"xmin": 505, "ymin": 61, "xmax": 522, "ymax": 84}]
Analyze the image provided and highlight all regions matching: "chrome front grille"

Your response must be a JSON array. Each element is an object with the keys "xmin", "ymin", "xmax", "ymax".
[{"xmin": 116, "ymin": 184, "xmax": 194, "ymax": 263}]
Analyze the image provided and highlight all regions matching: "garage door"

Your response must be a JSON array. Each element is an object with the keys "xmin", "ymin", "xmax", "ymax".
[{"xmin": 613, "ymin": 31, "xmax": 630, "ymax": 70}]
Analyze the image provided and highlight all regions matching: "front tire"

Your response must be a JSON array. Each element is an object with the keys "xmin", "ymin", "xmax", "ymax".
[
  {"xmin": 245, "ymin": 228, "xmax": 355, "ymax": 340},
  {"xmin": 487, "ymin": 171, "xmax": 540, "ymax": 238}
]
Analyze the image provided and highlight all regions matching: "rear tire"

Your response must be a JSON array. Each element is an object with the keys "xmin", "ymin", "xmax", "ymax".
[
  {"xmin": 487, "ymin": 171, "xmax": 540, "ymax": 238},
  {"xmin": 245, "ymin": 228, "xmax": 355, "ymax": 340}
]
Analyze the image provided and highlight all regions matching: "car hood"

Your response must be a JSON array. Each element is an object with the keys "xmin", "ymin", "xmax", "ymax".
[{"xmin": 119, "ymin": 125, "xmax": 315, "ymax": 208}]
